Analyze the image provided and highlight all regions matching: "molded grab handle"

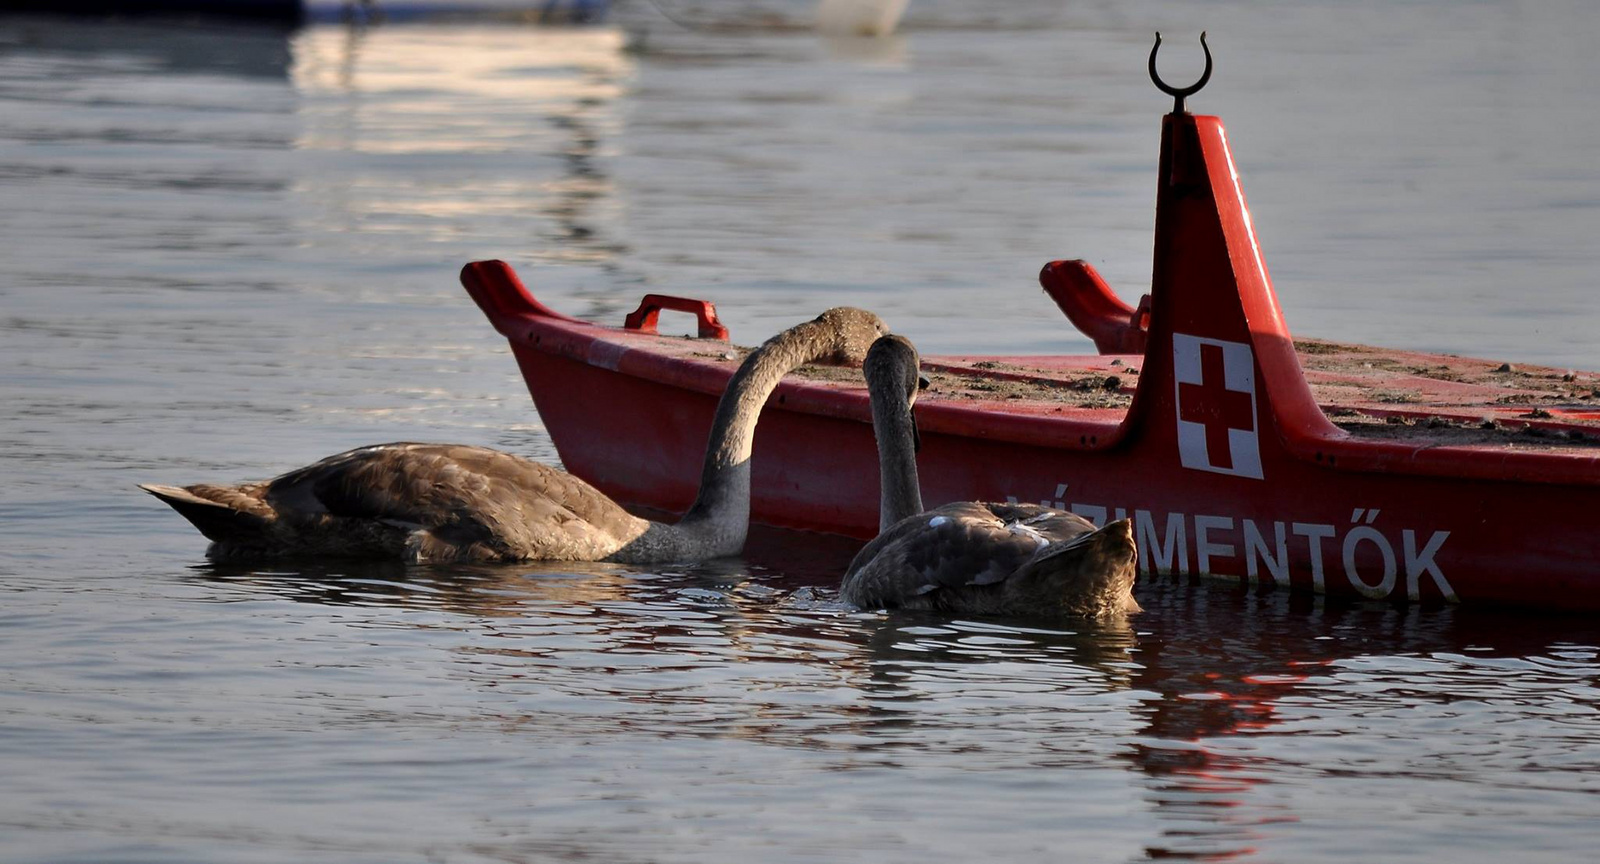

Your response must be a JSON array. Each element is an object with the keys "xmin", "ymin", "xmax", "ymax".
[
  {"xmin": 1039, "ymin": 260, "xmax": 1149, "ymax": 354},
  {"xmin": 623, "ymin": 294, "xmax": 730, "ymax": 340}
]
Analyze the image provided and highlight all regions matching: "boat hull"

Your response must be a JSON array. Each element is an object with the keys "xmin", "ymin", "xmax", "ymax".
[{"xmin": 509, "ymin": 334, "xmax": 1598, "ymax": 611}]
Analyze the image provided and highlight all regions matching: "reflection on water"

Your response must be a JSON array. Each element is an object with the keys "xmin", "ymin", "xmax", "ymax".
[
  {"xmin": 170, "ymin": 553, "xmax": 1600, "ymax": 862},
  {"xmin": 290, "ymin": 24, "xmax": 631, "ymax": 264},
  {"xmin": 5, "ymin": 4, "xmax": 1600, "ymax": 863}
]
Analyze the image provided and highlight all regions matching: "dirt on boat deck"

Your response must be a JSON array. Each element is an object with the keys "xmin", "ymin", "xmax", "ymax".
[{"xmin": 678, "ymin": 334, "xmax": 1600, "ymax": 449}]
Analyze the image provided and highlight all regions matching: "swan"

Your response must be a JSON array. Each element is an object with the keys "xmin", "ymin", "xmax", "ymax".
[
  {"xmin": 840, "ymin": 334, "xmax": 1142, "ymax": 618},
  {"xmin": 140, "ymin": 306, "xmax": 888, "ymax": 563}
]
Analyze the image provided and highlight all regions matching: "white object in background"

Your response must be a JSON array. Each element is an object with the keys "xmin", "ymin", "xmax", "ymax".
[{"xmin": 816, "ymin": 0, "xmax": 909, "ymax": 37}]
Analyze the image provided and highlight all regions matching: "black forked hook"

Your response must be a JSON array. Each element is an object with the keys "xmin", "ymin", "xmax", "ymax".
[{"xmin": 1149, "ymin": 31, "xmax": 1212, "ymax": 114}]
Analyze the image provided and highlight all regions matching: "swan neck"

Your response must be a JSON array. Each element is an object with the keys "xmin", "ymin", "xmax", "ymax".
[
  {"xmin": 677, "ymin": 320, "xmax": 832, "ymax": 553},
  {"xmin": 869, "ymin": 365, "xmax": 923, "ymax": 532}
]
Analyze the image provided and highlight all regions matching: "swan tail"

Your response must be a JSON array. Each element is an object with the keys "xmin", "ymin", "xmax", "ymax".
[
  {"xmin": 1013, "ymin": 518, "xmax": 1142, "ymax": 616},
  {"xmin": 139, "ymin": 483, "xmax": 272, "ymax": 543}
]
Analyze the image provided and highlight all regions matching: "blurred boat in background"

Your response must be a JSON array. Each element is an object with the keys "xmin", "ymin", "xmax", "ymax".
[
  {"xmin": 0, "ymin": 0, "xmax": 907, "ymax": 33},
  {"xmin": 0, "ymin": 0, "xmax": 611, "ymax": 24}
]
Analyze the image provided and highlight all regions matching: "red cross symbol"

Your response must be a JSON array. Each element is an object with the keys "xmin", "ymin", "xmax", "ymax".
[{"xmin": 1178, "ymin": 342, "xmax": 1255, "ymax": 470}]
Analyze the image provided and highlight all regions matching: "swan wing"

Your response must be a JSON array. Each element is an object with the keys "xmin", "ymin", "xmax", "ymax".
[
  {"xmin": 843, "ymin": 502, "xmax": 1092, "ymax": 606},
  {"xmin": 976, "ymin": 502, "xmax": 1100, "ymax": 544}
]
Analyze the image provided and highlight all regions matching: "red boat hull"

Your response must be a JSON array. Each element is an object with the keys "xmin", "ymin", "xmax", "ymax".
[{"xmin": 461, "ymin": 111, "xmax": 1600, "ymax": 613}]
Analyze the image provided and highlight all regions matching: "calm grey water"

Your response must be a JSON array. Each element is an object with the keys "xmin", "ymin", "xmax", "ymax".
[{"xmin": 3, "ymin": 2, "xmax": 1600, "ymax": 862}]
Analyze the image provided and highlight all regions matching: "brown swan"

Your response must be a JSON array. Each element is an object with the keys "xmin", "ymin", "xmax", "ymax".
[
  {"xmin": 840, "ymin": 334, "xmax": 1142, "ymax": 618},
  {"xmin": 140, "ymin": 307, "xmax": 888, "ymax": 563}
]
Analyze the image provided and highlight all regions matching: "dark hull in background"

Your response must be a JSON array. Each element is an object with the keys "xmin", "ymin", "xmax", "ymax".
[{"xmin": 0, "ymin": 1, "xmax": 303, "ymax": 19}]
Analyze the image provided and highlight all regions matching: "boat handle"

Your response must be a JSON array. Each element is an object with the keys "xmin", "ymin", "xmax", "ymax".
[
  {"xmin": 623, "ymin": 294, "xmax": 731, "ymax": 340},
  {"xmin": 1149, "ymin": 31, "xmax": 1211, "ymax": 114}
]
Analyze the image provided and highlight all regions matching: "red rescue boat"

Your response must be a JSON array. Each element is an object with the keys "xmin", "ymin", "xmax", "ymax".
[{"xmin": 460, "ymin": 41, "xmax": 1600, "ymax": 612}]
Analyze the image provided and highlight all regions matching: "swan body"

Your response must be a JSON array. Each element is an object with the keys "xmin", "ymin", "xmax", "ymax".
[
  {"xmin": 142, "ymin": 307, "xmax": 888, "ymax": 563},
  {"xmin": 840, "ymin": 334, "xmax": 1141, "ymax": 618},
  {"xmin": 141, "ymin": 443, "xmax": 661, "ymax": 563}
]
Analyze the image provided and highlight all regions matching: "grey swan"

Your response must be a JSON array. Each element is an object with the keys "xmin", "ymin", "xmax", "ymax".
[
  {"xmin": 840, "ymin": 334, "xmax": 1142, "ymax": 618},
  {"xmin": 140, "ymin": 307, "xmax": 888, "ymax": 563}
]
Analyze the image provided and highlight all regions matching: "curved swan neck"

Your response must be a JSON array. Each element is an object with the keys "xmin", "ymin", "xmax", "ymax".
[
  {"xmin": 674, "ymin": 316, "xmax": 849, "ymax": 553},
  {"xmin": 866, "ymin": 341, "xmax": 924, "ymax": 532}
]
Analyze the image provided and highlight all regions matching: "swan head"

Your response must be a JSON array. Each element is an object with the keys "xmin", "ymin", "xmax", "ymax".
[
  {"xmin": 807, "ymin": 307, "xmax": 890, "ymax": 366},
  {"xmin": 1011, "ymin": 518, "xmax": 1142, "ymax": 617},
  {"xmin": 865, "ymin": 333, "xmax": 921, "ymax": 409}
]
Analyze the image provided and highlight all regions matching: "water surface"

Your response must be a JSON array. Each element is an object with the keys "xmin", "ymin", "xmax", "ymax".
[{"xmin": 3, "ymin": 3, "xmax": 1599, "ymax": 862}]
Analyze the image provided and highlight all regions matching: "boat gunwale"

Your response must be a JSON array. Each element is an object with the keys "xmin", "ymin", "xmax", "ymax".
[{"xmin": 492, "ymin": 294, "xmax": 1600, "ymax": 487}]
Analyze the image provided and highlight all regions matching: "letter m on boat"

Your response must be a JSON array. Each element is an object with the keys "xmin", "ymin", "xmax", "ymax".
[{"xmin": 1172, "ymin": 333, "xmax": 1263, "ymax": 479}]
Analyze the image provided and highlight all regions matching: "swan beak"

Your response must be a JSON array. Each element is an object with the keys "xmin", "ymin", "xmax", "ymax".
[{"xmin": 917, "ymin": 374, "xmax": 931, "ymax": 390}]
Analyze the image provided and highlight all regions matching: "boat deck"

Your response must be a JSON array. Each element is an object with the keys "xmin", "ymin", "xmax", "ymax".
[{"xmin": 665, "ymin": 332, "xmax": 1600, "ymax": 451}]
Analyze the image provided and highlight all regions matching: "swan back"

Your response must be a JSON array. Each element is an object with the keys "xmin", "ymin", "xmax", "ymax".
[{"xmin": 842, "ymin": 503, "xmax": 1139, "ymax": 617}]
